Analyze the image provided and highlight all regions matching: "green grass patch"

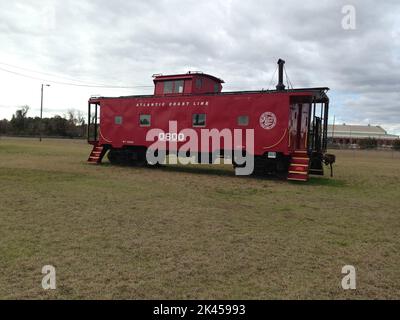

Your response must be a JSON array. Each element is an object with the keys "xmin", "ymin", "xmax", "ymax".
[{"xmin": 0, "ymin": 138, "xmax": 399, "ymax": 299}]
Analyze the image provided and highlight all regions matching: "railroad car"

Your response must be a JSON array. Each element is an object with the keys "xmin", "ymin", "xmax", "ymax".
[{"xmin": 87, "ymin": 59, "xmax": 335, "ymax": 181}]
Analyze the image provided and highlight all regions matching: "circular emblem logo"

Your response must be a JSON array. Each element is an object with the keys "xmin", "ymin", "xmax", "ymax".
[{"xmin": 259, "ymin": 112, "xmax": 277, "ymax": 130}]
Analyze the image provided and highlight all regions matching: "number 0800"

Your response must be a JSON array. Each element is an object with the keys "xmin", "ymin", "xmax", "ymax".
[{"xmin": 158, "ymin": 132, "xmax": 185, "ymax": 142}]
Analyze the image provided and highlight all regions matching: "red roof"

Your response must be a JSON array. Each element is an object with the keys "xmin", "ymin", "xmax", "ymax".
[{"xmin": 153, "ymin": 72, "xmax": 224, "ymax": 84}]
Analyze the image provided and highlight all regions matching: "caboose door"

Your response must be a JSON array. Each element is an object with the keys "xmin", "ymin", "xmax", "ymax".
[
  {"xmin": 298, "ymin": 104, "xmax": 309, "ymax": 150},
  {"xmin": 289, "ymin": 104, "xmax": 309, "ymax": 151},
  {"xmin": 88, "ymin": 102, "xmax": 100, "ymax": 144},
  {"xmin": 289, "ymin": 104, "xmax": 298, "ymax": 151}
]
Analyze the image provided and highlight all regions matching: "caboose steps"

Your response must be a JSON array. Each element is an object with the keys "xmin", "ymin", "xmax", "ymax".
[
  {"xmin": 87, "ymin": 144, "xmax": 106, "ymax": 164},
  {"xmin": 287, "ymin": 150, "xmax": 310, "ymax": 182}
]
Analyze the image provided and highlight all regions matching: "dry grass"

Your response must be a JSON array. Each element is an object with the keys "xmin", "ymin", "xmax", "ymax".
[{"xmin": 0, "ymin": 137, "xmax": 399, "ymax": 299}]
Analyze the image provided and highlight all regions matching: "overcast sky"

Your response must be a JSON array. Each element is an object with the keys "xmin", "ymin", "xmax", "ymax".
[{"xmin": 0, "ymin": 0, "xmax": 399, "ymax": 134}]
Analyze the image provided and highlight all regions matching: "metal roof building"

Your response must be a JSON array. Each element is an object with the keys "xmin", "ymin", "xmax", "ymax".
[{"xmin": 328, "ymin": 124, "xmax": 399, "ymax": 140}]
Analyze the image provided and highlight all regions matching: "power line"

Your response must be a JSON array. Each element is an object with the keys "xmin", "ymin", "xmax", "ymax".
[
  {"xmin": 0, "ymin": 61, "xmax": 110, "ymax": 86},
  {"xmin": 0, "ymin": 60, "xmax": 283, "ymax": 91},
  {"xmin": 0, "ymin": 65, "xmax": 153, "ymax": 89}
]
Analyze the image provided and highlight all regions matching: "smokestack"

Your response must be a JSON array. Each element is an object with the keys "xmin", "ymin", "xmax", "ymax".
[{"xmin": 276, "ymin": 59, "xmax": 286, "ymax": 91}]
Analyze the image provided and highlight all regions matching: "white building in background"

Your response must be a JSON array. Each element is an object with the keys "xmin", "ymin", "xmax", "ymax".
[{"xmin": 327, "ymin": 124, "xmax": 399, "ymax": 147}]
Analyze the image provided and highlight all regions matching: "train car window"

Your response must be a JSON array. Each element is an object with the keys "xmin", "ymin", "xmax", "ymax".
[
  {"xmin": 196, "ymin": 78, "xmax": 202, "ymax": 89},
  {"xmin": 192, "ymin": 114, "xmax": 206, "ymax": 127},
  {"xmin": 115, "ymin": 116, "xmax": 122, "ymax": 125},
  {"xmin": 163, "ymin": 81, "xmax": 173, "ymax": 94},
  {"xmin": 140, "ymin": 114, "xmax": 151, "ymax": 127},
  {"xmin": 214, "ymin": 84, "xmax": 219, "ymax": 92},
  {"xmin": 237, "ymin": 115, "xmax": 249, "ymax": 126},
  {"xmin": 174, "ymin": 80, "xmax": 184, "ymax": 93}
]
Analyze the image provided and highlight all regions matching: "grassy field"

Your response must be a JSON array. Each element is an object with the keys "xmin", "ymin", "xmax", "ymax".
[{"xmin": 0, "ymin": 137, "xmax": 399, "ymax": 299}]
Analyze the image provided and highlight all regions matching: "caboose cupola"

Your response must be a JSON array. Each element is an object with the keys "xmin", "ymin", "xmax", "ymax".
[{"xmin": 153, "ymin": 72, "xmax": 224, "ymax": 96}]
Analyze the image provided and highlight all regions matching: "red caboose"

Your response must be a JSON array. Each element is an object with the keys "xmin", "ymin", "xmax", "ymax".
[{"xmin": 87, "ymin": 59, "xmax": 334, "ymax": 181}]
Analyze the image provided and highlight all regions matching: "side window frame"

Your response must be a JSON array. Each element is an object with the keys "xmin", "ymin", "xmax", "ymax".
[
  {"xmin": 173, "ymin": 80, "xmax": 184, "ymax": 94},
  {"xmin": 163, "ymin": 81, "xmax": 174, "ymax": 94},
  {"xmin": 196, "ymin": 78, "xmax": 203, "ymax": 89},
  {"xmin": 139, "ymin": 114, "xmax": 151, "ymax": 127},
  {"xmin": 237, "ymin": 115, "xmax": 249, "ymax": 126},
  {"xmin": 115, "ymin": 116, "xmax": 123, "ymax": 125},
  {"xmin": 192, "ymin": 113, "xmax": 206, "ymax": 127}
]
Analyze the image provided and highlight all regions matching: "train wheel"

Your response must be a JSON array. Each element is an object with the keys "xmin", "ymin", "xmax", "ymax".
[
  {"xmin": 146, "ymin": 149, "xmax": 164, "ymax": 167},
  {"xmin": 276, "ymin": 157, "xmax": 289, "ymax": 179},
  {"xmin": 135, "ymin": 150, "xmax": 147, "ymax": 167},
  {"xmin": 107, "ymin": 149, "xmax": 121, "ymax": 165},
  {"xmin": 252, "ymin": 156, "xmax": 267, "ymax": 176},
  {"xmin": 232, "ymin": 160, "xmax": 246, "ymax": 169}
]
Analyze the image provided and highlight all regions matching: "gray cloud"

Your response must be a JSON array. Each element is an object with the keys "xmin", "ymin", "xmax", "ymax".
[{"xmin": 0, "ymin": 0, "xmax": 399, "ymax": 133}]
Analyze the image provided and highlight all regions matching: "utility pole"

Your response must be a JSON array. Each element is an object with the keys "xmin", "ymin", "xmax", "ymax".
[{"xmin": 40, "ymin": 84, "xmax": 50, "ymax": 142}]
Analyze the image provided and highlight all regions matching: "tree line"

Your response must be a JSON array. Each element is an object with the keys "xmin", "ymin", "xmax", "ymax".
[
  {"xmin": 0, "ymin": 106, "xmax": 87, "ymax": 138},
  {"xmin": 358, "ymin": 137, "xmax": 400, "ymax": 150}
]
